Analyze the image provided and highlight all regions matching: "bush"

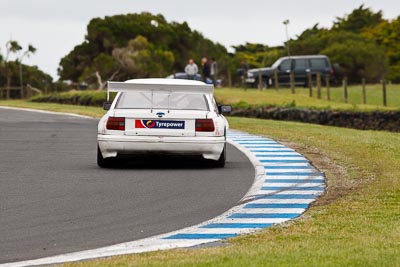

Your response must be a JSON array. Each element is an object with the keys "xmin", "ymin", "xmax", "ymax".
[
  {"xmin": 230, "ymin": 107, "xmax": 400, "ymax": 132},
  {"xmin": 30, "ymin": 90, "xmax": 109, "ymax": 107}
]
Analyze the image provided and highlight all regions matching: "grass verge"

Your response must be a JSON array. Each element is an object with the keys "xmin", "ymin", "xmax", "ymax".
[
  {"xmin": 25, "ymin": 83, "xmax": 400, "ymax": 112},
  {"xmin": 1, "ymin": 102, "xmax": 398, "ymax": 266},
  {"xmin": 214, "ymin": 84, "xmax": 400, "ymax": 111}
]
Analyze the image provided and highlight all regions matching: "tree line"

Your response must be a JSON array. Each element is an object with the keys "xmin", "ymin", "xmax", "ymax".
[
  {"xmin": 58, "ymin": 6, "xmax": 400, "ymax": 88},
  {"xmin": 290, "ymin": 5, "xmax": 400, "ymax": 83},
  {"xmin": 58, "ymin": 12, "xmax": 229, "ymax": 89},
  {"xmin": 1, "ymin": 5, "xmax": 400, "ymax": 93}
]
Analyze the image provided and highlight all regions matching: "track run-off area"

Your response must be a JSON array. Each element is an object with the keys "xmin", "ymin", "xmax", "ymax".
[{"xmin": 0, "ymin": 107, "xmax": 325, "ymax": 266}]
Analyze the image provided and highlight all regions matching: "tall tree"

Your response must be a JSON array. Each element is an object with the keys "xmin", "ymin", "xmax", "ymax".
[
  {"xmin": 81, "ymin": 53, "xmax": 120, "ymax": 90},
  {"xmin": 4, "ymin": 40, "xmax": 22, "ymax": 99},
  {"xmin": 321, "ymin": 33, "xmax": 386, "ymax": 82},
  {"xmin": 362, "ymin": 17, "xmax": 400, "ymax": 82},
  {"xmin": 333, "ymin": 5, "xmax": 384, "ymax": 33},
  {"xmin": 290, "ymin": 24, "xmax": 330, "ymax": 55},
  {"xmin": 58, "ymin": 12, "xmax": 227, "ymax": 85},
  {"xmin": 18, "ymin": 44, "xmax": 36, "ymax": 97},
  {"xmin": 111, "ymin": 35, "xmax": 174, "ymax": 80},
  {"xmin": 288, "ymin": 6, "xmax": 389, "ymax": 82}
]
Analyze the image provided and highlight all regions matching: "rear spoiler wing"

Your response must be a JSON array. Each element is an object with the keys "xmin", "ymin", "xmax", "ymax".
[{"xmin": 107, "ymin": 80, "xmax": 214, "ymax": 101}]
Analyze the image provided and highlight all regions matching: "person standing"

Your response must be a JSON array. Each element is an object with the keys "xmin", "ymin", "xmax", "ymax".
[
  {"xmin": 210, "ymin": 57, "xmax": 218, "ymax": 85},
  {"xmin": 201, "ymin": 57, "xmax": 211, "ymax": 83},
  {"xmin": 184, "ymin": 58, "xmax": 198, "ymax": 80}
]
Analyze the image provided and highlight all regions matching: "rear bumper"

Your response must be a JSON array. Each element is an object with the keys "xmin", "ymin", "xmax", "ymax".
[{"xmin": 98, "ymin": 134, "xmax": 225, "ymax": 161}]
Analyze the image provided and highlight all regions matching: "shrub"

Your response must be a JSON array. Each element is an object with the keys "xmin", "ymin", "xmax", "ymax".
[{"xmin": 30, "ymin": 90, "xmax": 108, "ymax": 107}]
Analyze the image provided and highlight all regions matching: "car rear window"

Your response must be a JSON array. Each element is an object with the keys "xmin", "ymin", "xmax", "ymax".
[{"xmin": 116, "ymin": 92, "xmax": 209, "ymax": 111}]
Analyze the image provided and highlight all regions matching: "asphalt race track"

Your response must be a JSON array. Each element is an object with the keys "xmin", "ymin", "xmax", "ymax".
[{"xmin": 0, "ymin": 109, "xmax": 253, "ymax": 264}]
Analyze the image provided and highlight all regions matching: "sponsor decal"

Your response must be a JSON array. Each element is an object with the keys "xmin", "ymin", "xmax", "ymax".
[
  {"xmin": 156, "ymin": 112, "xmax": 165, "ymax": 118},
  {"xmin": 135, "ymin": 120, "xmax": 185, "ymax": 129}
]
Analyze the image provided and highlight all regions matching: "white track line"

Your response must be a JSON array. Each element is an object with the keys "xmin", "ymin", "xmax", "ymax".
[{"xmin": 0, "ymin": 106, "xmax": 95, "ymax": 119}]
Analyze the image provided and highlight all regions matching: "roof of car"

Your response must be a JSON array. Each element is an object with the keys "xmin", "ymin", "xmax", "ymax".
[{"xmin": 279, "ymin": 55, "xmax": 329, "ymax": 60}]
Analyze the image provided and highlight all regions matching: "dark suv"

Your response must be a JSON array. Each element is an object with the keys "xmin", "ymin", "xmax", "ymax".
[{"xmin": 246, "ymin": 55, "xmax": 335, "ymax": 88}]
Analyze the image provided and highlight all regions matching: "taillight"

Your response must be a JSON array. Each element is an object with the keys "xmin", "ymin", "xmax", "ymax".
[
  {"xmin": 330, "ymin": 68, "xmax": 334, "ymax": 76},
  {"xmin": 195, "ymin": 119, "xmax": 215, "ymax": 132},
  {"xmin": 106, "ymin": 117, "xmax": 125, "ymax": 130}
]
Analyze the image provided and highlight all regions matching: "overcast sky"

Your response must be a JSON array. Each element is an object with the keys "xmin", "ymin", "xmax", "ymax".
[{"xmin": 0, "ymin": 0, "xmax": 399, "ymax": 79}]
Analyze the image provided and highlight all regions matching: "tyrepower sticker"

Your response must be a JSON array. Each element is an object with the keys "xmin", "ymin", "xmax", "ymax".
[{"xmin": 135, "ymin": 120, "xmax": 185, "ymax": 129}]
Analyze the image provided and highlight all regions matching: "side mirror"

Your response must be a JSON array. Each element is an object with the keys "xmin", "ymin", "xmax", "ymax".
[
  {"xmin": 103, "ymin": 101, "xmax": 112, "ymax": 110},
  {"xmin": 219, "ymin": 105, "xmax": 232, "ymax": 114}
]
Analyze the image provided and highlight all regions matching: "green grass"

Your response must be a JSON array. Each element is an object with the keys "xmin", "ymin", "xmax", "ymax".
[
  {"xmin": 1, "ymin": 101, "xmax": 398, "ymax": 266},
  {"xmin": 214, "ymin": 84, "xmax": 400, "ymax": 111}
]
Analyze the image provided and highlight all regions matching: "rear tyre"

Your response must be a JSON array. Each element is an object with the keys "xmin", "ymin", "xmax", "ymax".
[
  {"xmin": 97, "ymin": 145, "xmax": 116, "ymax": 168},
  {"xmin": 213, "ymin": 143, "xmax": 226, "ymax": 168},
  {"xmin": 254, "ymin": 79, "xmax": 267, "ymax": 89}
]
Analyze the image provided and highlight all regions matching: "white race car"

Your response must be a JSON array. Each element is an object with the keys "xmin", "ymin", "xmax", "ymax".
[{"xmin": 97, "ymin": 78, "xmax": 231, "ymax": 168}]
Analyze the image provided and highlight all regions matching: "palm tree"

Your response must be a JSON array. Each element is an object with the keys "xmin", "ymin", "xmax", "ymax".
[
  {"xmin": 4, "ymin": 40, "xmax": 22, "ymax": 99},
  {"xmin": 18, "ymin": 44, "xmax": 37, "ymax": 98}
]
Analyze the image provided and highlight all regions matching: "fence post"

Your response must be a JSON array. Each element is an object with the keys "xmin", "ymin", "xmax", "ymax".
[
  {"xmin": 316, "ymin": 72, "xmax": 321, "ymax": 99},
  {"xmin": 290, "ymin": 71, "xmax": 295, "ymax": 94},
  {"xmin": 326, "ymin": 75, "xmax": 330, "ymax": 101},
  {"xmin": 382, "ymin": 79, "xmax": 387, "ymax": 107},
  {"xmin": 274, "ymin": 69, "xmax": 279, "ymax": 91},
  {"xmin": 308, "ymin": 72, "xmax": 313, "ymax": 97},
  {"xmin": 258, "ymin": 69, "xmax": 263, "ymax": 90},
  {"xmin": 362, "ymin": 78, "xmax": 366, "ymax": 105},
  {"xmin": 343, "ymin": 77, "xmax": 348, "ymax": 103}
]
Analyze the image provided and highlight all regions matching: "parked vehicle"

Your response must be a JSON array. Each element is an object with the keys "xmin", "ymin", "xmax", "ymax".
[
  {"xmin": 166, "ymin": 72, "xmax": 213, "ymax": 84},
  {"xmin": 98, "ymin": 78, "xmax": 231, "ymax": 168},
  {"xmin": 245, "ymin": 55, "xmax": 335, "ymax": 88}
]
